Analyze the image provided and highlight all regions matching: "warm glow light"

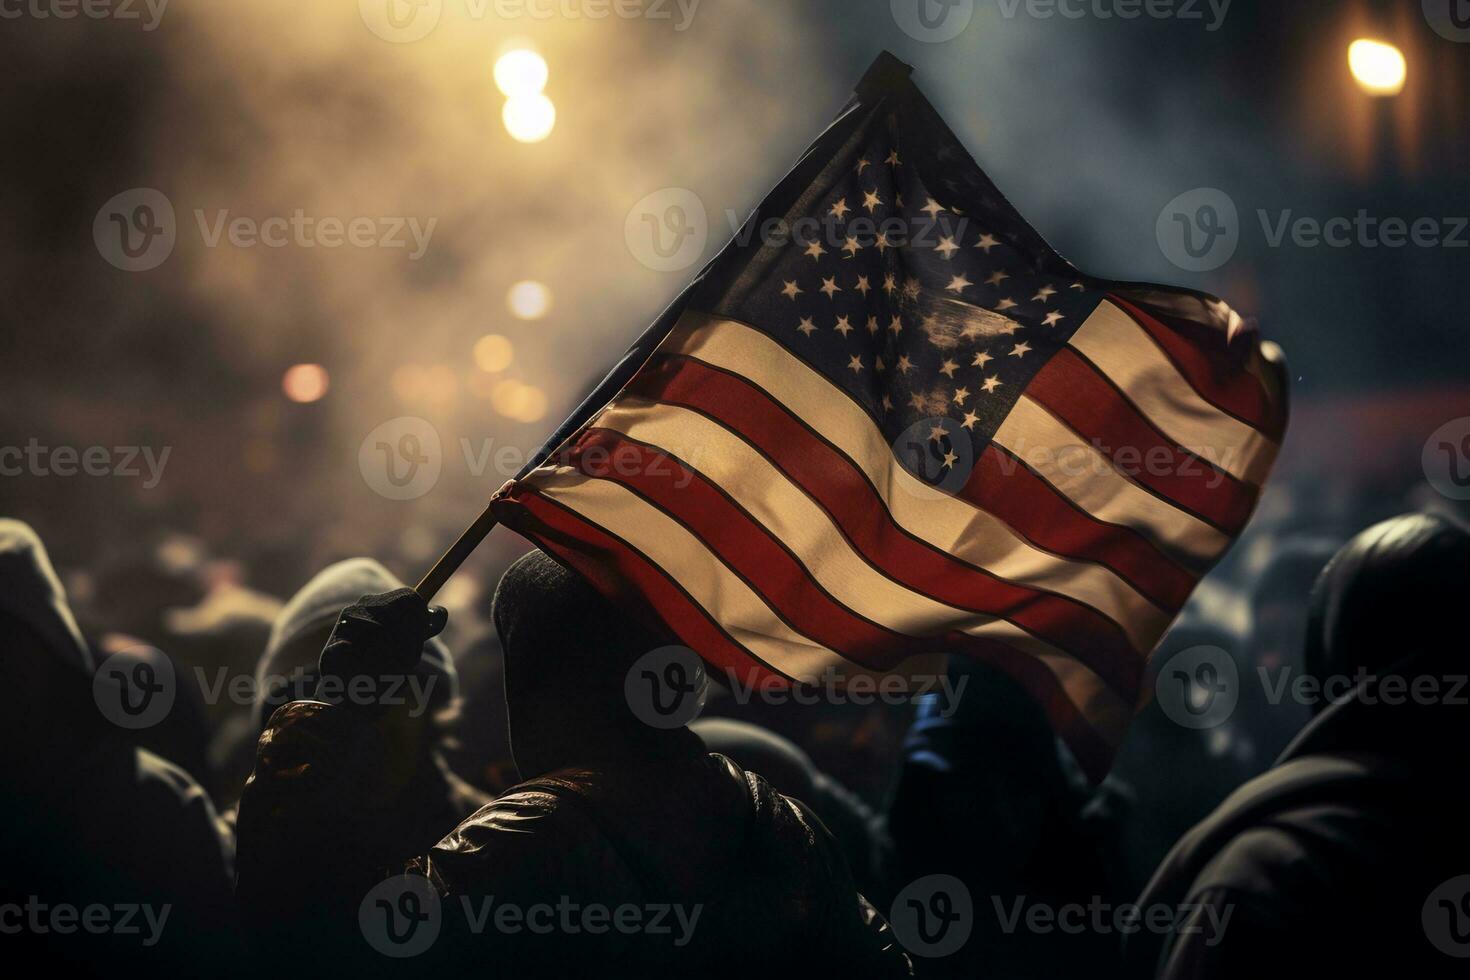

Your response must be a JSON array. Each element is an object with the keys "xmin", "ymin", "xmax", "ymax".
[
  {"xmin": 506, "ymin": 280, "xmax": 552, "ymax": 320},
  {"xmin": 282, "ymin": 363, "xmax": 329, "ymax": 403},
  {"xmin": 503, "ymin": 93, "xmax": 556, "ymax": 142},
  {"xmin": 473, "ymin": 333, "xmax": 515, "ymax": 373},
  {"xmin": 493, "ymin": 49, "xmax": 548, "ymax": 98},
  {"xmin": 491, "ymin": 379, "xmax": 548, "ymax": 422},
  {"xmin": 1349, "ymin": 39, "xmax": 1406, "ymax": 96}
]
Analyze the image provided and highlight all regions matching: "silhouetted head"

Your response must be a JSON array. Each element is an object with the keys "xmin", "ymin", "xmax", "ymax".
[
  {"xmin": 1303, "ymin": 513, "xmax": 1470, "ymax": 711},
  {"xmin": 491, "ymin": 549, "xmax": 692, "ymax": 779},
  {"xmin": 254, "ymin": 557, "xmax": 457, "ymax": 733}
]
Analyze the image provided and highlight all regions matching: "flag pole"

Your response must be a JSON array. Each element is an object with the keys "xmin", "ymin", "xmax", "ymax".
[{"xmin": 413, "ymin": 482, "xmax": 510, "ymax": 601}]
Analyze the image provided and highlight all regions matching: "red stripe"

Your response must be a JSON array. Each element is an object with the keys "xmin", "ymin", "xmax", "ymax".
[
  {"xmin": 496, "ymin": 481, "xmax": 1118, "ymax": 781},
  {"xmin": 492, "ymin": 485, "xmax": 791, "ymax": 689},
  {"xmin": 1108, "ymin": 294, "xmax": 1277, "ymax": 435},
  {"xmin": 624, "ymin": 355, "xmax": 1144, "ymax": 701},
  {"xmin": 1025, "ymin": 348, "xmax": 1256, "ymax": 532},
  {"xmin": 960, "ymin": 445, "xmax": 1199, "ymax": 612}
]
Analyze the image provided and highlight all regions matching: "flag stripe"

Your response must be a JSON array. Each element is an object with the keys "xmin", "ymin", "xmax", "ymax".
[
  {"xmin": 1026, "ymin": 348, "xmax": 1256, "ymax": 532},
  {"xmin": 587, "ymin": 391, "xmax": 1142, "ymax": 699},
  {"xmin": 1068, "ymin": 300, "xmax": 1278, "ymax": 485},
  {"xmin": 1108, "ymin": 293, "xmax": 1279, "ymax": 435},
  {"xmin": 961, "ymin": 445, "xmax": 1199, "ymax": 613},
  {"xmin": 570, "ymin": 427, "xmax": 1138, "ymax": 712},
  {"xmin": 503, "ymin": 481, "xmax": 1123, "ymax": 781},
  {"xmin": 528, "ymin": 469, "xmax": 842, "ymax": 679},
  {"xmin": 994, "ymin": 397, "xmax": 1233, "ymax": 565},
  {"xmin": 660, "ymin": 311, "xmax": 1170, "ymax": 642}
]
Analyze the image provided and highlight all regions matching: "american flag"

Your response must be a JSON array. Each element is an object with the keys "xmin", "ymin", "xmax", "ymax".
[{"xmin": 491, "ymin": 53, "xmax": 1287, "ymax": 779}]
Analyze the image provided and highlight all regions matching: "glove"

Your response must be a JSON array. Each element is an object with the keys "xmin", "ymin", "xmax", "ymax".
[{"xmin": 315, "ymin": 588, "xmax": 447, "ymax": 708}]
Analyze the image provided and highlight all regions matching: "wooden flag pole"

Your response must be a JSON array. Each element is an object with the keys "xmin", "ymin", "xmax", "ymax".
[{"xmin": 413, "ymin": 482, "xmax": 510, "ymax": 601}]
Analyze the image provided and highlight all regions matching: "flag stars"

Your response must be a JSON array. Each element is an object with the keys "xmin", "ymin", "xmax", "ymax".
[
  {"xmin": 939, "ymin": 358, "xmax": 959, "ymax": 378},
  {"xmin": 842, "ymin": 235, "xmax": 862, "ymax": 258},
  {"xmin": 847, "ymin": 354, "xmax": 864, "ymax": 374},
  {"xmin": 803, "ymin": 240, "xmax": 826, "ymax": 261},
  {"xmin": 896, "ymin": 354, "xmax": 914, "ymax": 373},
  {"xmin": 946, "ymin": 273, "xmax": 972, "ymax": 294},
  {"xmin": 834, "ymin": 315, "xmax": 854, "ymax": 336},
  {"xmin": 862, "ymin": 189, "xmax": 883, "ymax": 213},
  {"xmin": 952, "ymin": 387, "xmax": 971, "ymax": 406},
  {"xmin": 995, "ymin": 298, "xmax": 1018, "ymax": 312},
  {"xmin": 885, "ymin": 149, "xmax": 901, "ymax": 166},
  {"xmin": 881, "ymin": 394, "xmax": 894, "ymax": 412},
  {"xmin": 960, "ymin": 410, "xmax": 981, "ymax": 430},
  {"xmin": 981, "ymin": 375, "xmax": 1002, "ymax": 393},
  {"xmin": 934, "ymin": 235, "xmax": 960, "ymax": 259},
  {"xmin": 855, "ymin": 275, "xmax": 871, "ymax": 296},
  {"xmin": 781, "ymin": 280, "xmax": 802, "ymax": 300},
  {"xmin": 903, "ymin": 278, "xmax": 922, "ymax": 300},
  {"xmin": 866, "ymin": 315, "xmax": 880, "ymax": 334},
  {"xmin": 976, "ymin": 233, "xmax": 1000, "ymax": 253},
  {"xmin": 928, "ymin": 423, "xmax": 948, "ymax": 442},
  {"xmin": 883, "ymin": 273, "xmax": 898, "ymax": 295},
  {"xmin": 1069, "ymin": 280, "xmax": 1086, "ymax": 291},
  {"xmin": 856, "ymin": 157, "xmax": 871, "ymax": 174},
  {"xmin": 796, "ymin": 316, "xmax": 817, "ymax": 337},
  {"xmin": 1042, "ymin": 311, "xmax": 1065, "ymax": 327},
  {"xmin": 1009, "ymin": 341, "xmax": 1032, "ymax": 358},
  {"xmin": 909, "ymin": 392, "xmax": 928, "ymax": 411},
  {"xmin": 1032, "ymin": 285, "xmax": 1057, "ymax": 303},
  {"xmin": 941, "ymin": 449, "xmax": 959, "ymax": 470},
  {"xmin": 829, "ymin": 197, "xmax": 851, "ymax": 220},
  {"xmin": 820, "ymin": 276, "xmax": 841, "ymax": 298},
  {"xmin": 985, "ymin": 270, "xmax": 1010, "ymax": 286},
  {"xmin": 889, "ymin": 315, "xmax": 905, "ymax": 335},
  {"xmin": 921, "ymin": 197, "xmax": 944, "ymax": 218},
  {"xmin": 972, "ymin": 350, "xmax": 993, "ymax": 368}
]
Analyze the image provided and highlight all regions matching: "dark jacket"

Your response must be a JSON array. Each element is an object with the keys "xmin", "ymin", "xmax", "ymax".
[{"xmin": 236, "ymin": 699, "xmax": 911, "ymax": 978}]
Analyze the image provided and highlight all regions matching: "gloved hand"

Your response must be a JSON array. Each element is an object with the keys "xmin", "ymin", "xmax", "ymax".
[{"xmin": 315, "ymin": 588, "xmax": 447, "ymax": 709}]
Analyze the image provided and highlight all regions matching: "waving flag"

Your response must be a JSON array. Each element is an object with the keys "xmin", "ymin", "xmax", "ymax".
[{"xmin": 490, "ymin": 53, "xmax": 1287, "ymax": 779}]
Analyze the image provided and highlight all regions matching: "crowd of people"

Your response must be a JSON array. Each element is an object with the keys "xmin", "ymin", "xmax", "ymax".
[{"xmin": 3, "ymin": 473, "xmax": 1468, "ymax": 977}]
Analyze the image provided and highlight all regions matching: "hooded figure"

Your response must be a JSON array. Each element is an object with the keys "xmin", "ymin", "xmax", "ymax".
[
  {"xmin": 231, "ymin": 558, "xmax": 486, "ymax": 839},
  {"xmin": 1124, "ymin": 514, "xmax": 1470, "ymax": 978},
  {"xmin": 0, "ymin": 519, "xmax": 241, "ymax": 974},
  {"xmin": 235, "ymin": 550, "xmax": 911, "ymax": 977}
]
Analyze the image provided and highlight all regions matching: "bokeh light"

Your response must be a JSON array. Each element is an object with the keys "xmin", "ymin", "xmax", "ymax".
[
  {"xmin": 1348, "ymin": 39, "xmax": 1406, "ymax": 96},
  {"xmin": 493, "ymin": 49, "xmax": 549, "ymax": 98},
  {"xmin": 502, "ymin": 93, "xmax": 556, "ymax": 142},
  {"xmin": 281, "ymin": 363, "xmax": 329, "ymax": 403},
  {"xmin": 491, "ymin": 379, "xmax": 548, "ymax": 422},
  {"xmin": 473, "ymin": 333, "xmax": 515, "ymax": 373},
  {"xmin": 506, "ymin": 280, "xmax": 552, "ymax": 319}
]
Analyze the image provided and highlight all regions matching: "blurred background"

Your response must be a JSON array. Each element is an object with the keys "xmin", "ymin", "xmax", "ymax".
[{"xmin": 2, "ymin": 0, "xmax": 1467, "ymax": 876}]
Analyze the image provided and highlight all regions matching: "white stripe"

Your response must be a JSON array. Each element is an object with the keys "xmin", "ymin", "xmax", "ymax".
[
  {"xmin": 1068, "ymin": 300, "xmax": 1278, "ymax": 486},
  {"xmin": 993, "ymin": 396, "xmax": 1232, "ymax": 565}
]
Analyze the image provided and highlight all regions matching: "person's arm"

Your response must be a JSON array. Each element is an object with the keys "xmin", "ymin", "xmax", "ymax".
[{"xmin": 233, "ymin": 589, "xmax": 447, "ymax": 959}]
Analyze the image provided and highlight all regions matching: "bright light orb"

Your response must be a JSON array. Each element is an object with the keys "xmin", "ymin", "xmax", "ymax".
[
  {"xmin": 506, "ymin": 280, "xmax": 552, "ymax": 320},
  {"xmin": 1349, "ymin": 39, "xmax": 1406, "ymax": 96},
  {"xmin": 503, "ymin": 93, "xmax": 556, "ymax": 143},
  {"xmin": 494, "ymin": 49, "xmax": 549, "ymax": 98},
  {"xmin": 282, "ymin": 363, "xmax": 329, "ymax": 403},
  {"xmin": 473, "ymin": 333, "xmax": 515, "ymax": 373}
]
